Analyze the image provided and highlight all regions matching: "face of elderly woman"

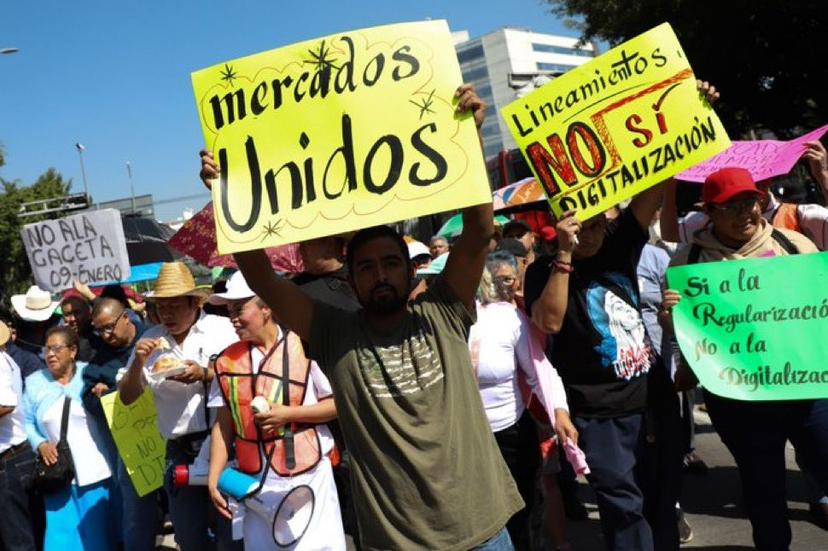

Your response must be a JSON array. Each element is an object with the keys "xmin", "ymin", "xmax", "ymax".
[
  {"xmin": 705, "ymin": 195, "xmax": 762, "ymax": 247},
  {"xmin": 492, "ymin": 264, "xmax": 518, "ymax": 302},
  {"xmin": 44, "ymin": 332, "xmax": 76, "ymax": 375}
]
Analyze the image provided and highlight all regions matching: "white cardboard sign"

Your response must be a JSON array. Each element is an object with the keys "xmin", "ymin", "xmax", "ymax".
[{"xmin": 21, "ymin": 209, "xmax": 131, "ymax": 292}]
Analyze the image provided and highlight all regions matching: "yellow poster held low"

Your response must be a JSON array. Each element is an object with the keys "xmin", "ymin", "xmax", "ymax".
[
  {"xmin": 192, "ymin": 20, "xmax": 491, "ymax": 253},
  {"xmin": 501, "ymin": 23, "xmax": 731, "ymax": 220},
  {"xmin": 101, "ymin": 390, "xmax": 166, "ymax": 497}
]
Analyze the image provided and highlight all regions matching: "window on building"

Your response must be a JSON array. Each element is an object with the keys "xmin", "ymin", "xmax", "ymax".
[
  {"xmin": 475, "ymin": 84, "xmax": 492, "ymax": 101},
  {"xmin": 457, "ymin": 43, "xmax": 484, "ymax": 64},
  {"xmin": 532, "ymin": 43, "xmax": 593, "ymax": 57},
  {"xmin": 481, "ymin": 122, "xmax": 500, "ymax": 138},
  {"xmin": 461, "ymin": 65, "xmax": 490, "ymax": 83},
  {"xmin": 536, "ymin": 62, "xmax": 574, "ymax": 73},
  {"xmin": 484, "ymin": 141, "xmax": 503, "ymax": 160}
]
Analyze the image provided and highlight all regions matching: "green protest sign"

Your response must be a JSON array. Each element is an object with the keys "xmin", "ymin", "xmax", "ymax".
[{"xmin": 667, "ymin": 252, "xmax": 828, "ymax": 401}]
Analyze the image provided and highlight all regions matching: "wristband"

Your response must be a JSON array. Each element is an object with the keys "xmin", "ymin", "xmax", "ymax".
[{"xmin": 552, "ymin": 260, "xmax": 574, "ymax": 274}]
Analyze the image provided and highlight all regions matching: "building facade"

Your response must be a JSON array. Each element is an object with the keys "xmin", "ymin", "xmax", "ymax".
[{"xmin": 454, "ymin": 27, "xmax": 598, "ymax": 161}]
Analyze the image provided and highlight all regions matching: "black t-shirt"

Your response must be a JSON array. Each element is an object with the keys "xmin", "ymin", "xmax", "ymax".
[
  {"xmin": 292, "ymin": 265, "xmax": 360, "ymax": 312},
  {"xmin": 524, "ymin": 208, "xmax": 654, "ymax": 418}
]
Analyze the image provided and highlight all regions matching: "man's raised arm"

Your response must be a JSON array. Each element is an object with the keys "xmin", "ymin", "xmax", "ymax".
[
  {"xmin": 441, "ymin": 85, "xmax": 495, "ymax": 311},
  {"xmin": 200, "ymin": 150, "xmax": 314, "ymax": 341}
]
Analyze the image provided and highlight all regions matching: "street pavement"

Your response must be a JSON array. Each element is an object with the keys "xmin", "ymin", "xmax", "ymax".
[
  {"xmin": 566, "ymin": 408, "xmax": 828, "ymax": 550},
  {"xmin": 159, "ymin": 407, "xmax": 826, "ymax": 550}
]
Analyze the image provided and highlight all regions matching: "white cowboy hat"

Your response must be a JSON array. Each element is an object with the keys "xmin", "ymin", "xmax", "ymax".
[
  {"xmin": 11, "ymin": 285, "xmax": 60, "ymax": 322},
  {"xmin": 407, "ymin": 241, "xmax": 431, "ymax": 259},
  {"xmin": 208, "ymin": 271, "xmax": 256, "ymax": 305}
]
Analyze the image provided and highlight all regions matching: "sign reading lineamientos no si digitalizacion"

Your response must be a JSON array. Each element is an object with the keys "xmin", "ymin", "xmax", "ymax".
[{"xmin": 501, "ymin": 23, "xmax": 731, "ymax": 221}]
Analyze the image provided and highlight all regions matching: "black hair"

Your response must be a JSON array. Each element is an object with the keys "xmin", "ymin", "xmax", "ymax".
[
  {"xmin": 46, "ymin": 325, "xmax": 79, "ymax": 350},
  {"xmin": 101, "ymin": 285, "xmax": 130, "ymax": 309},
  {"xmin": 346, "ymin": 225, "xmax": 410, "ymax": 276},
  {"xmin": 60, "ymin": 295, "xmax": 90, "ymax": 316}
]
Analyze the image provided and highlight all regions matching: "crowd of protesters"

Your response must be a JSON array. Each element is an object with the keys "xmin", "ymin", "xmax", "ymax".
[{"xmin": 0, "ymin": 82, "xmax": 826, "ymax": 551}]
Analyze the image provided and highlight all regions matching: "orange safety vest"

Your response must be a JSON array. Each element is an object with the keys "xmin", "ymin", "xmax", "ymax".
[
  {"xmin": 771, "ymin": 202, "xmax": 801, "ymax": 233},
  {"xmin": 215, "ymin": 332, "xmax": 325, "ymax": 477}
]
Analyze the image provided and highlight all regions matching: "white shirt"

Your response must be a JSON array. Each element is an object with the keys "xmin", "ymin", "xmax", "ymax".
[
  {"xmin": 40, "ymin": 397, "xmax": 111, "ymax": 486},
  {"xmin": 678, "ymin": 195, "xmax": 828, "ymax": 250},
  {"xmin": 128, "ymin": 312, "xmax": 238, "ymax": 439},
  {"xmin": 0, "ymin": 352, "xmax": 27, "ymax": 453},
  {"xmin": 469, "ymin": 302, "xmax": 568, "ymax": 432}
]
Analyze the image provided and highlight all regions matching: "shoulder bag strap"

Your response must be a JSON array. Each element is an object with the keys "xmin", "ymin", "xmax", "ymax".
[
  {"xmin": 281, "ymin": 328, "xmax": 296, "ymax": 470},
  {"xmin": 771, "ymin": 229, "xmax": 799, "ymax": 255},
  {"xmin": 59, "ymin": 396, "xmax": 71, "ymax": 442},
  {"xmin": 687, "ymin": 243, "xmax": 702, "ymax": 265}
]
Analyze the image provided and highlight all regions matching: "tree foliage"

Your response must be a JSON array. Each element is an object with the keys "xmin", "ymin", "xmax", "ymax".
[
  {"xmin": 0, "ymin": 168, "xmax": 71, "ymax": 301},
  {"xmin": 546, "ymin": 0, "xmax": 826, "ymax": 138}
]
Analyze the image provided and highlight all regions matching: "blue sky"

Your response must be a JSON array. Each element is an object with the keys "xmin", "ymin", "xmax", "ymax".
[{"xmin": 0, "ymin": 0, "xmax": 577, "ymax": 221}]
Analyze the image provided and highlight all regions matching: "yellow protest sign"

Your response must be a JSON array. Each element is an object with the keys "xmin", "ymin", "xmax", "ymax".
[
  {"xmin": 192, "ymin": 20, "xmax": 490, "ymax": 253},
  {"xmin": 501, "ymin": 23, "xmax": 731, "ymax": 220},
  {"xmin": 101, "ymin": 390, "xmax": 166, "ymax": 497}
]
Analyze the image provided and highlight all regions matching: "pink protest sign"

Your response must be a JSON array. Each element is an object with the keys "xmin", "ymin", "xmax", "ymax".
[{"xmin": 676, "ymin": 124, "xmax": 828, "ymax": 183}]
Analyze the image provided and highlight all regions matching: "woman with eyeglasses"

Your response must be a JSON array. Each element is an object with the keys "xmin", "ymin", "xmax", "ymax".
[
  {"xmin": 23, "ymin": 326, "xmax": 115, "ymax": 551},
  {"xmin": 663, "ymin": 167, "xmax": 827, "ymax": 550},
  {"xmin": 468, "ymin": 251, "xmax": 577, "ymax": 550}
]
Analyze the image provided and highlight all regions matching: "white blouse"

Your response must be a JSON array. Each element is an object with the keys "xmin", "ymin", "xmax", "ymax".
[{"xmin": 40, "ymin": 397, "xmax": 111, "ymax": 487}]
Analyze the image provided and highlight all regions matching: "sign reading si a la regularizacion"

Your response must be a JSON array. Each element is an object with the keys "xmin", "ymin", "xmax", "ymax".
[
  {"xmin": 192, "ymin": 20, "xmax": 491, "ymax": 253},
  {"xmin": 667, "ymin": 253, "xmax": 828, "ymax": 401},
  {"xmin": 501, "ymin": 23, "xmax": 731, "ymax": 221},
  {"xmin": 20, "ymin": 209, "xmax": 130, "ymax": 292},
  {"xmin": 101, "ymin": 390, "xmax": 166, "ymax": 497}
]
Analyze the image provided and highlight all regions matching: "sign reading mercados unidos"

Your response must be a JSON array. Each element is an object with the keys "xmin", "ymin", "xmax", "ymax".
[
  {"xmin": 192, "ymin": 20, "xmax": 491, "ymax": 253},
  {"xmin": 501, "ymin": 23, "xmax": 731, "ymax": 221},
  {"xmin": 21, "ymin": 209, "xmax": 131, "ymax": 292}
]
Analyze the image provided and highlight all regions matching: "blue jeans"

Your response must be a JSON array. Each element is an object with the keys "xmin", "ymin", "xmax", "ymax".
[
  {"xmin": 0, "ymin": 443, "xmax": 42, "ymax": 551},
  {"xmin": 165, "ymin": 435, "xmax": 240, "ymax": 551},
  {"xmin": 119, "ymin": 459, "xmax": 161, "ymax": 551},
  {"xmin": 473, "ymin": 527, "xmax": 514, "ymax": 550},
  {"xmin": 705, "ymin": 394, "xmax": 828, "ymax": 550},
  {"xmin": 574, "ymin": 413, "xmax": 654, "ymax": 551}
]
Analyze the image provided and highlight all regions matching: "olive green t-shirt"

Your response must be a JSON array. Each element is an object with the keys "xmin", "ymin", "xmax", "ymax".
[{"xmin": 309, "ymin": 277, "xmax": 523, "ymax": 550}]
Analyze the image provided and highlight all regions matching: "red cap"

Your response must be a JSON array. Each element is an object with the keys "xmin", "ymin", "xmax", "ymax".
[
  {"xmin": 173, "ymin": 465, "xmax": 189, "ymax": 487},
  {"xmin": 702, "ymin": 167, "xmax": 765, "ymax": 205},
  {"xmin": 539, "ymin": 225, "xmax": 557, "ymax": 243}
]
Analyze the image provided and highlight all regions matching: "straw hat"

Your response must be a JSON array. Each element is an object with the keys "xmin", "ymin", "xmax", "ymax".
[
  {"xmin": 145, "ymin": 262, "xmax": 210, "ymax": 301},
  {"xmin": 11, "ymin": 285, "xmax": 60, "ymax": 322}
]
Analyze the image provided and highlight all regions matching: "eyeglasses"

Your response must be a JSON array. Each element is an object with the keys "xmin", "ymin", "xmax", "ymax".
[
  {"xmin": 42, "ymin": 344, "xmax": 69, "ymax": 355},
  {"xmin": 93, "ymin": 311, "xmax": 125, "ymax": 336},
  {"xmin": 709, "ymin": 198, "xmax": 759, "ymax": 214},
  {"xmin": 494, "ymin": 276, "xmax": 517, "ymax": 285},
  {"xmin": 227, "ymin": 300, "xmax": 254, "ymax": 318}
]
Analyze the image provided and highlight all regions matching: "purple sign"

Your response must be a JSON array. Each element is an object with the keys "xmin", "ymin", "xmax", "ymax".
[{"xmin": 676, "ymin": 124, "xmax": 828, "ymax": 183}]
